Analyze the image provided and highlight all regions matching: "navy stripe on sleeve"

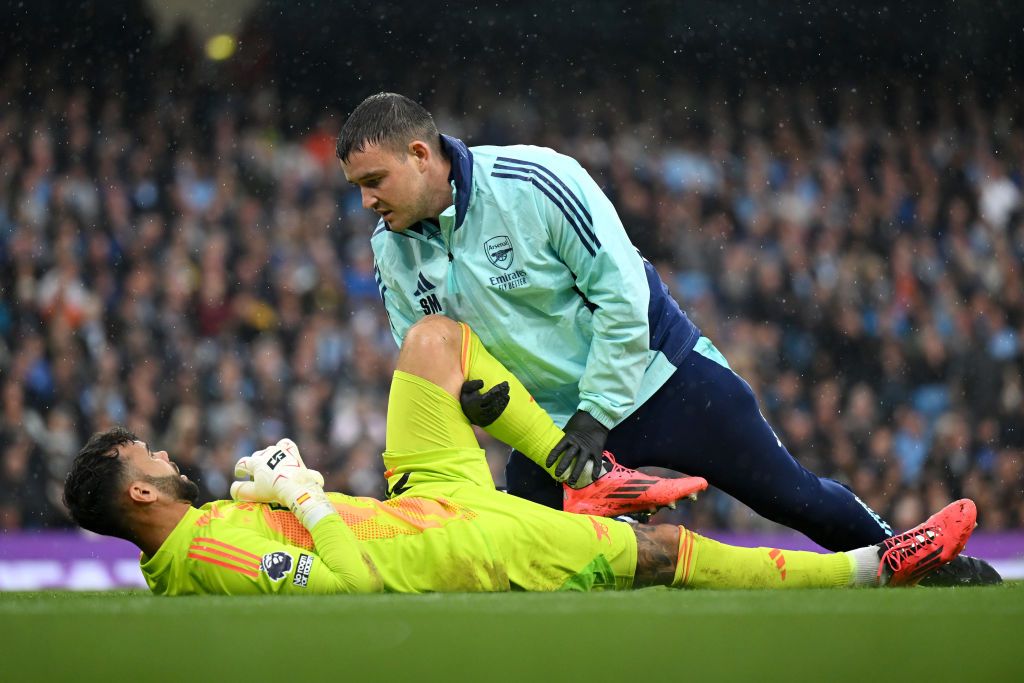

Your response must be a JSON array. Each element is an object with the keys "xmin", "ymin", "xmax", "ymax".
[
  {"xmin": 492, "ymin": 162, "xmax": 597, "ymax": 248},
  {"xmin": 495, "ymin": 157, "xmax": 593, "ymax": 224},
  {"xmin": 491, "ymin": 171, "xmax": 597, "ymax": 257},
  {"xmin": 373, "ymin": 265, "xmax": 388, "ymax": 303},
  {"xmin": 494, "ymin": 157, "xmax": 600, "ymax": 248}
]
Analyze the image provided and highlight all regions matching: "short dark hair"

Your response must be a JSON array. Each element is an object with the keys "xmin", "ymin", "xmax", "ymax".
[
  {"xmin": 63, "ymin": 427, "xmax": 138, "ymax": 540},
  {"xmin": 336, "ymin": 92, "xmax": 439, "ymax": 162}
]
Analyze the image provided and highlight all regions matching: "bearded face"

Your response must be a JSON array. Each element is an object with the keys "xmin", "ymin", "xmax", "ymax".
[{"xmin": 143, "ymin": 473, "xmax": 200, "ymax": 505}]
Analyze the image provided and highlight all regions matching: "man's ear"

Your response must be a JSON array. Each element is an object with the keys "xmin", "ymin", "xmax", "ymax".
[
  {"xmin": 128, "ymin": 480, "xmax": 159, "ymax": 504},
  {"xmin": 409, "ymin": 140, "xmax": 432, "ymax": 168}
]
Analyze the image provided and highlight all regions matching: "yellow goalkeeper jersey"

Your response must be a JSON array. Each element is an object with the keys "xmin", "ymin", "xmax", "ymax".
[{"xmin": 140, "ymin": 484, "xmax": 636, "ymax": 596}]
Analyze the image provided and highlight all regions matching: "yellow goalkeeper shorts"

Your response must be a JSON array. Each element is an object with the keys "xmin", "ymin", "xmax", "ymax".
[{"xmin": 374, "ymin": 370, "xmax": 637, "ymax": 591}]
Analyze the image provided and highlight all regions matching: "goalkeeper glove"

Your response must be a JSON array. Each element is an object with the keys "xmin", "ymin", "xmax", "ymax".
[
  {"xmin": 230, "ymin": 438, "xmax": 334, "ymax": 528},
  {"xmin": 546, "ymin": 410, "xmax": 610, "ymax": 488}
]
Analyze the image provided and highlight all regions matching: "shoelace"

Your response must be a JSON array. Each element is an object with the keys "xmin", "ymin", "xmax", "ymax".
[
  {"xmin": 601, "ymin": 455, "xmax": 649, "ymax": 483},
  {"xmin": 880, "ymin": 528, "xmax": 939, "ymax": 573}
]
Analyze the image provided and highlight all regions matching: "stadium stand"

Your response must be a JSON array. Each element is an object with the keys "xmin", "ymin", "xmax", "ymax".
[{"xmin": 1, "ymin": 1, "xmax": 1021, "ymax": 536}]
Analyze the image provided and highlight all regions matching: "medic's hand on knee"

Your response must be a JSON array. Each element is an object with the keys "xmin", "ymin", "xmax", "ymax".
[
  {"xmin": 546, "ymin": 410, "xmax": 610, "ymax": 486},
  {"xmin": 459, "ymin": 379, "xmax": 510, "ymax": 427}
]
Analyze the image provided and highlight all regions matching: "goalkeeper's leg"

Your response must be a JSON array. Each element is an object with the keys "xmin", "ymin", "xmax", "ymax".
[
  {"xmin": 659, "ymin": 526, "xmax": 855, "ymax": 589},
  {"xmin": 630, "ymin": 523, "xmax": 863, "ymax": 589},
  {"xmin": 396, "ymin": 316, "xmax": 708, "ymax": 518},
  {"xmin": 395, "ymin": 315, "xmax": 564, "ymax": 476},
  {"xmin": 632, "ymin": 497, "xmax": 976, "ymax": 589}
]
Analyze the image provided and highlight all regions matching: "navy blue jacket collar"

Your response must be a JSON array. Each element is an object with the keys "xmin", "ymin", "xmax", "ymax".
[{"xmin": 439, "ymin": 134, "xmax": 473, "ymax": 231}]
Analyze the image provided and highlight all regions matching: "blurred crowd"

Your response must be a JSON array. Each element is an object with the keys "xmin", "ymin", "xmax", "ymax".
[{"xmin": 1, "ymin": 22, "xmax": 1022, "ymax": 536}]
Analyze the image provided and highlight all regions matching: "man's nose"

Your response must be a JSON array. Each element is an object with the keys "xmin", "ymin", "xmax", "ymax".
[
  {"xmin": 361, "ymin": 188, "xmax": 376, "ymax": 209},
  {"xmin": 155, "ymin": 450, "xmax": 170, "ymax": 462}
]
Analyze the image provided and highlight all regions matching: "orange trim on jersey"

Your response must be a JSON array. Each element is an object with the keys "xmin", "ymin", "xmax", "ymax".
[
  {"xmin": 188, "ymin": 543, "xmax": 260, "ymax": 570},
  {"xmin": 194, "ymin": 504, "xmax": 225, "ymax": 528},
  {"xmin": 188, "ymin": 552, "xmax": 259, "ymax": 577},
  {"xmin": 459, "ymin": 322, "xmax": 471, "ymax": 376},
  {"xmin": 192, "ymin": 537, "xmax": 261, "ymax": 562},
  {"xmin": 376, "ymin": 496, "xmax": 460, "ymax": 528},
  {"xmin": 261, "ymin": 507, "xmax": 315, "ymax": 548}
]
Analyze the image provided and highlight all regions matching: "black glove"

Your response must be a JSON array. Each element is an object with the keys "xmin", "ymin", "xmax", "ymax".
[
  {"xmin": 459, "ymin": 379, "xmax": 510, "ymax": 427},
  {"xmin": 546, "ymin": 410, "xmax": 609, "ymax": 487}
]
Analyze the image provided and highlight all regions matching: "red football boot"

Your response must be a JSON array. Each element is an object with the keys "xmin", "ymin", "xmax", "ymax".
[
  {"xmin": 878, "ymin": 498, "xmax": 977, "ymax": 587},
  {"xmin": 562, "ymin": 451, "xmax": 708, "ymax": 518}
]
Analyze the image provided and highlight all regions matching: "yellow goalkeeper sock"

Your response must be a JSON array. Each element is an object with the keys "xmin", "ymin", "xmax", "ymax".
[
  {"xmin": 459, "ymin": 322, "xmax": 565, "ymax": 476},
  {"xmin": 672, "ymin": 526, "xmax": 854, "ymax": 589}
]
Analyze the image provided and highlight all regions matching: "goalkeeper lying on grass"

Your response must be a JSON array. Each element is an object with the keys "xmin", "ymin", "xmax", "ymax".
[{"xmin": 64, "ymin": 315, "xmax": 977, "ymax": 595}]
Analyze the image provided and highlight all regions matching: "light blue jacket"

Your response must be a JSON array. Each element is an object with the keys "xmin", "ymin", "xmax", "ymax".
[{"xmin": 371, "ymin": 135, "xmax": 700, "ymax": 428}]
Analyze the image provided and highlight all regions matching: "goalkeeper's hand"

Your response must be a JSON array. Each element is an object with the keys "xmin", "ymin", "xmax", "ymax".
[
  {"xmin": 459, "ymin": 379, "xmax": 510, "ymax": 427},
  {"xmin": 230, "ymin": 439, "xmax": 333, "ymax": 528},
  {"xmin": 546, "ymin": 410, "xmax": 610, "ymax": 488},
  {"xmin": 229, "ymin": 438, "xmax": 324, "ymax": 502}
]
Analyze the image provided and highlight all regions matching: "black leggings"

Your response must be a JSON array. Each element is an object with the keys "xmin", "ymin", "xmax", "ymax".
[{"xmin": 506, "ymin": 350, "xmax": 893, "ymax": 552}]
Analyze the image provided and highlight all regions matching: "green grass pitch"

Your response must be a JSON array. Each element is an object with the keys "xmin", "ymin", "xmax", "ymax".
[{"xmin": 2, "ymin": 585, "xmax": 1021, "ymax": 682}]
